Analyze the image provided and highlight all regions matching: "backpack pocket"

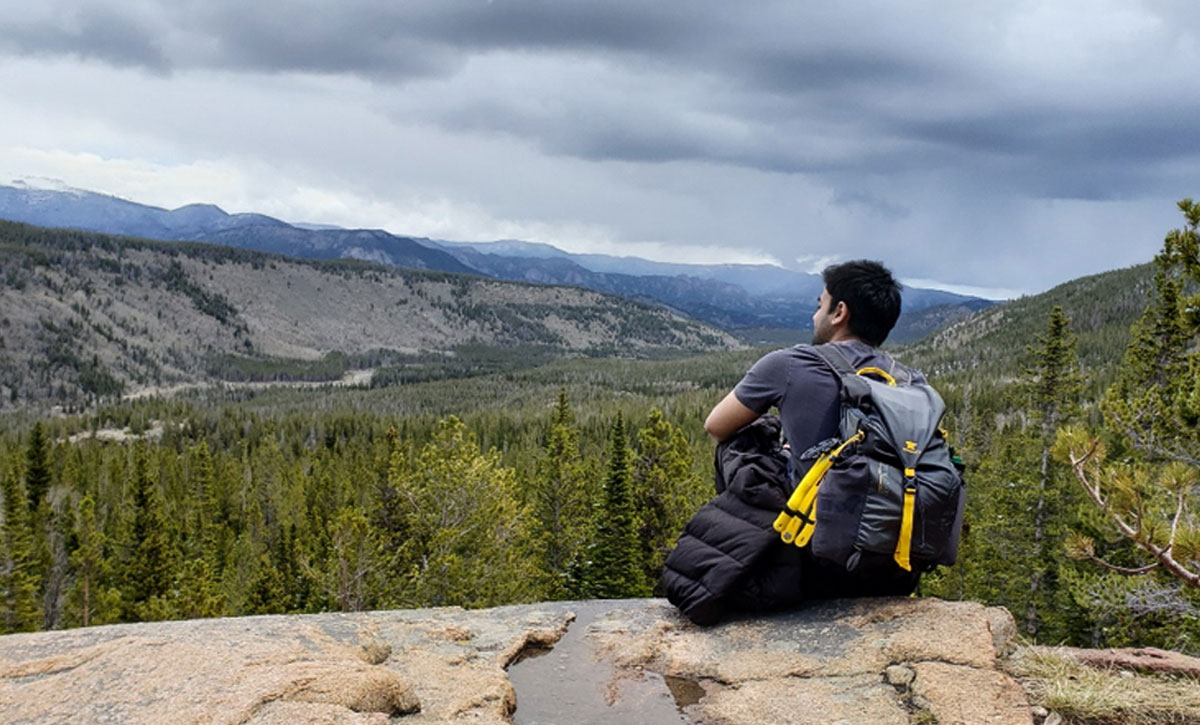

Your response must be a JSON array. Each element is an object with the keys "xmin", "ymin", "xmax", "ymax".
[
  {"xmin": 810, "ymin": 454, "xmax": 966, "ymax": 572},
  {"xmin": 912, "ymin": 462, "xmax": 966, "ymax": 566},
  {"xmin": 808, "ymin": 456, "xmax": 872, "ymax": 569},
  {"xmin": 853, "ymin": 460, "xmax": 907, "ymax": 560}
]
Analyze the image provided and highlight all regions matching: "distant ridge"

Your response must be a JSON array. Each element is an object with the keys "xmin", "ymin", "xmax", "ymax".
[
  {"xmin": 0, "ymin": 183, "xmax": 993, "ymax": 342},
  {"xmin": 0, "ymin": 185, "xmax": 475, "ymax": 275}
]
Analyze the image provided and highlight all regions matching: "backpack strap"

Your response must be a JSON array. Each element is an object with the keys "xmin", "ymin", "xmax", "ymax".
[
  {"xmin": 809, "ymin": 343, "xmax": 856, "ymax": 380},
  {"xmin": 810, "ymin": 343, "xmax": 912, "ymax": 386}
]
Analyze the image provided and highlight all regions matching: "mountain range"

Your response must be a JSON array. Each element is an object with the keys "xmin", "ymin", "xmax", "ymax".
[
  {"xmin": 0, "ymin": 220, "xmax": 739, "ymax": 409},
  {"xmin": 0, "ymin": 183, "xmax": 992, "ymax": 342},
  {"xmin": 0, "ymin": 183, "xmax": 1161, "ymax": 415}
]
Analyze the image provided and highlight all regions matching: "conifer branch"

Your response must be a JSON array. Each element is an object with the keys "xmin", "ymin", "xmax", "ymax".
[
  {"xmin": 1069, "ymin": 454, "xmax": 1134, "ymax": 539},
  {"xmin": 1067, "ymin": 443, "xmax": 1200, "ymax": 588}
]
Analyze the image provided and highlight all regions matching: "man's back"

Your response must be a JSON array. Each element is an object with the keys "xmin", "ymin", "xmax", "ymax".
[{"xmin": 734, "ymin": 340, "xmax": 922, "ymax": 479}]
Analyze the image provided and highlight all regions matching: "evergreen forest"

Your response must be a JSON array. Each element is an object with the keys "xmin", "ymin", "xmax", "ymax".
[{"xmin": 3, "ymin": 203, "xmax": 1200, "ymax": 657}]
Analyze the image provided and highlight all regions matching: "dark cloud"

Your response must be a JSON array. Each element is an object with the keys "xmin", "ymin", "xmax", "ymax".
[
  {"xmin": 895, "ymin": 103, "xmax": 1200, "ymax": 200},
  {"xmin": 746, "ymin": 47, "xmax": 947, "ymax": 94},
  {"xmin": 186, "ymin": 3, "xmax": 461, "ymax": 79},
  {"xmin": 408, "ymin": 2, "xmax": 714, "ymax": 55},
  {"xmin": 0, "ymin": 5, "xmax": 168, "ymax": 70},
  {"xmin": 2, "ymin": 1, "xmax": 1198, "ymax": 293},
  {"xmin": 2, "ymin": 2, "xmax": 722, "ymax": 80},
  {"xmin": 5, "ymin": 2, "xmax": 1193, "ymax": 183}
]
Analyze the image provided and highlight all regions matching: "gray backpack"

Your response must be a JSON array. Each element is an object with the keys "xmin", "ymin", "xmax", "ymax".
[{"xmin": 773, "ymin": 345, "xmax": 966, "ymax": 573}]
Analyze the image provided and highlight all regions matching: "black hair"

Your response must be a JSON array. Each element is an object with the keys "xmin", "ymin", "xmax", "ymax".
[{"xmin": 821, "ymin": 260, "xmax": 902, "ymax": 346}]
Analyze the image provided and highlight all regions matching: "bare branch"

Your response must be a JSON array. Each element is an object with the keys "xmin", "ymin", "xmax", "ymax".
[
  {"xmin": 1081, "ymin": 553, "xmax": 1160, "ymax": 576},
  {"xmin": 1120, "ymin": 419, "xmax": 1200, "ymax": 468},
  {"xmin": 1168, "ymin": 447, "xmax": 1200, "ymax": 468},
  {"xmin": 1069, "ymin": 446, "xmax": 1131, "ymax": 536},
  {"xmin": 1168, "ymin": 488, "xmax": 1186, "ymax": 553},
  {"xmin": 1070, "ymin": 438, "xmax": 1101, "ymax": 467}
]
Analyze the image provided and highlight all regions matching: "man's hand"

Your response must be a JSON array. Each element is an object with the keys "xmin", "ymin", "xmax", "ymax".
[{"xmin": 704, "ymin": 391, "xmax": 759, "ymax": 443}]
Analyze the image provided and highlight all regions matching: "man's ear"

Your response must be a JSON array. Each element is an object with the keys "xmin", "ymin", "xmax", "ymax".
[{"xmin": 832, "ymin": 300, "xmax": 849, "ymax": 324}]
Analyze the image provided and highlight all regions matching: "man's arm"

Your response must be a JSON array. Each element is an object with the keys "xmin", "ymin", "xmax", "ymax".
[{"xmin": 704, "ymin": 391, "xmax": 760, "ymax": 443}]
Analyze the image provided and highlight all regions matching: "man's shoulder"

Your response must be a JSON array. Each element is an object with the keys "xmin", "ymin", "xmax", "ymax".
[
  {"xmin": 813, "ymin": 341, "xmax": 927, "ymax": 384},
  {"xmin": 751, "ymin": 342, "xmax": 927, "ymax": 385},
  {"xmin": 753, "ymin": 344, "xmax": 828, "ymax": 372}
]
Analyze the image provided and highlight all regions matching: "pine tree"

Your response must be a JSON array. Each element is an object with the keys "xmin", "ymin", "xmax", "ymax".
[
  {"xmin": 122, "ymin": 443, "xmax": 179, "ymax": 620},
  {"xmin": 276, "ymin": 523, "xmax": 313, "ymax": 613},
  {"xmin": 24, "ymin": 421, "xmax": 59, "ymax": 626},
  {"xmin": 189, "ymin": 441, "xmax": 221, "ymax": 566},
  {"xmin": 221, "ymin": 530, "xmax": 262, "ymax": 616},
  {"xmin": 1019, "ymin": 306, "xmax": 1082, "ymax": 637},
  {"xmin": 528, "ymin": 390, "xmax": 592, "ymax": 598},
  {"xmin": 326, "ymin": 506, "xmax": 374, "ymax": 612},
  {"xmin": 587, "ymin": 413, "xmax": 649, "ymax": 599},
  {"xmin": 389, "ymin": 416, "xmax": 533, "ymax": 608},
  {"xmin": 40, "ymin": 451, "xmax": 85, "ymax": 630},
  {"xmin": 632, "ymin": 408, "xmax": 704, "ymax": 593},
  {"xmin": 67, "ymin": 493, "xmax": 113, "ymax": 628},
  {"xmin": 923, "ymin": 310, "xmax": 1086, "ymax": 643},
  {"xmin": 172, "ymin": 557, "xmax": 224, "ymax": 620},
  {"xmin": 247, "ymin": 552, "xmax": 287, "ymax": 614},
  {"xmin": 372, "ymin": 427, "xmax": 412, "ymax": 607},
  {"xmin": 1, "ymin": 465, "xmax": 41, "ymax": 632},
  {"xmin": 25, "ymin": 421, "xmax": 51, "ymax": 510}
]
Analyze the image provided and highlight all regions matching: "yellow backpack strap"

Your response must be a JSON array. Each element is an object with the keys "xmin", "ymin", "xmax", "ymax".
[
  {"xmin": 856, "ymin": 366, "xmax": 896, "ymax": 386},
  {"xmin": 894, "ymin": 472, "xmax": 917, "ymax": 571}
]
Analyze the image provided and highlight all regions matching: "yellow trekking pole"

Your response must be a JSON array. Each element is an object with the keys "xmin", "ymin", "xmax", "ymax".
[
  {"xmin": 774, "ymin": 455, "xmax": 829, "ymax": 544},
  {"xmin": 773, "ymin": 431, "xmax": 864, "ymax": 546}
]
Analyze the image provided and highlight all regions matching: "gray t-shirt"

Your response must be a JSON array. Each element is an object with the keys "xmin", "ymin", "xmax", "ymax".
[{"xmin": 733, "ymin": 340, "xmax": 924, "ymax": 479}]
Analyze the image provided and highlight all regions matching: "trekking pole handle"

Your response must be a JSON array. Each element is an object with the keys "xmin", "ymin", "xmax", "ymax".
[{"xmin": 773, "ymin": 511, "xmax": 792, "ymax": 532}]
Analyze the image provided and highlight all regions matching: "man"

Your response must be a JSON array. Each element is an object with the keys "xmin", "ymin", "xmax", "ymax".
[
  {"xmin": 705, "ymin": 259, "xmax": 909, "ymax": 463},
  {"xmin": 663, "ymin": 260, "xmax": 921, "ymax": 624}
]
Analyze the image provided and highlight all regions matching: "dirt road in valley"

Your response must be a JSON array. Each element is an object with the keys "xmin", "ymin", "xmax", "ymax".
[{"xmin": 120, "ymin": 368, "xmax": 376, "ymax": 401}]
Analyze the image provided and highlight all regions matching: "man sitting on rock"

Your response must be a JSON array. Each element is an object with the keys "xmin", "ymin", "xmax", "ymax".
[{"xmin": 663, "ymin": 260, "xmax": 926, "ymax": 625}]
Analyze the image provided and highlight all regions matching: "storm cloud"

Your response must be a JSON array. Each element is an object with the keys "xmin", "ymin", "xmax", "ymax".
[{"xmin": 1, "ymin": 1, "xmax": 1197, "ymax": 296}]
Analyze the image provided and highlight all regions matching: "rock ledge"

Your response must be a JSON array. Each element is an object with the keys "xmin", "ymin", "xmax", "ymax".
[{"xmin": 0, "ymin": 597, "xmax": 1031, "ymax": 724}]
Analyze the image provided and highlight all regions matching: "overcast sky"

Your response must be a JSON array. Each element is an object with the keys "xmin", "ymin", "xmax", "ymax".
[{"xmin": 2, "ymin": 1, "xmax": 1198, "ymax": 298}]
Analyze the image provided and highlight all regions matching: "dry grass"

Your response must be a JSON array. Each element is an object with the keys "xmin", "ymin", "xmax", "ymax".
[{"xmin": 1005, "ymin": 646, "xmax": 1200, "ymax": 724}]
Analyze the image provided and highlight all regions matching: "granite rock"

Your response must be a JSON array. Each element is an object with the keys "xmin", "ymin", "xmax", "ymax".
[{"xmin": 0, "ymin": 597, "xmax": 1031, "ymax": 724}]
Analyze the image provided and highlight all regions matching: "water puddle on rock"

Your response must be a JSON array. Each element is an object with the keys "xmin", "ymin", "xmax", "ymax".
[
  {"xmin": 507, "ymin": 602, "xmax": 698, "ymax": 725},
  {"xmin": 663, "ymin": 675, "xmax": 706, "ymax": 708}
]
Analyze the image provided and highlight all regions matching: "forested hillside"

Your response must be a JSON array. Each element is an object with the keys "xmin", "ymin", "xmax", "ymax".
[
  {"xmin": 0, "ymin": 222, "xmax": 738, "ymax": 410},
  {"xmin": 904, "ymin": 263, "xmax": 1152, "ymax": 390}
]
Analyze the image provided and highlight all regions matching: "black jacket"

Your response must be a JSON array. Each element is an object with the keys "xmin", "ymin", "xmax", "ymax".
[
  {"xmin": 661, "ymin": 416, "xmax": 805, "ymax": 625},
  {"xmin": 661, "ymin": 415, "xmax": 920, "ymax": 626}
]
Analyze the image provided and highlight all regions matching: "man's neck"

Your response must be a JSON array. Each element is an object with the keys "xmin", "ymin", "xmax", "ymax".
[{"xmin": 824, "ymin": 330, "xmax": 868, "ymax": 346}]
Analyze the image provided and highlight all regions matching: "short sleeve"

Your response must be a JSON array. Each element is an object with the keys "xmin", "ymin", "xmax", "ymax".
[{"xmin": 733, "ymin": 349, "xmax": 791, "ymax": 414}]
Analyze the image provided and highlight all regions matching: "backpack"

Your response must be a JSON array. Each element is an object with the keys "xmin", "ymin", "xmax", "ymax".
[{"xmin": 772, "ymin": 345, "xmax": 966, "ymax": 573}]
